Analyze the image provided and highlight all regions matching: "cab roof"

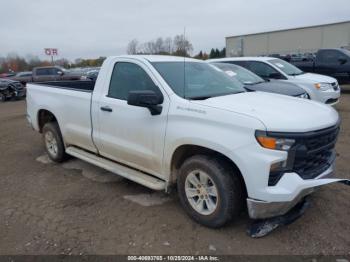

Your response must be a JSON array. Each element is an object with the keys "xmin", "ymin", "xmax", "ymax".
[
  {"xmin": 109, "ymin": 55, "xmax": 201, "ymax": 63},
  {"xmin": 208, "ymin": 57, "xmax": 277, "ymax": 62}
]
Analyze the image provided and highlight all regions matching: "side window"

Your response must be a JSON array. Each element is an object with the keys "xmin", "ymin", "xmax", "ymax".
[
  {"xmin": 36, "ymin": 68, "xmax": 50, "ymax": 76},
  {"xmin": 318, "ymin": 50, "xmax": 347, "ymax": 64},
  {"xmin": 226, "ymin": 61, "xmax": 246, "ymax": 67},
  {"xmin": 246, "ymin": 61, "xmax": 279, "ymax": 78},
  {"xmin": 51, "ymin": 68, "xmax": 61, "ymax": 75},
  {"xmin": 108, "ymin": 62, "xmax": 159, "ymax": 100}
]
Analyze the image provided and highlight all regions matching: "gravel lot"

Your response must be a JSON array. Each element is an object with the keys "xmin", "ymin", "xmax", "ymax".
[{"xmin": 0, "ymin": 93, "xmax": 349, "ymax": 255}]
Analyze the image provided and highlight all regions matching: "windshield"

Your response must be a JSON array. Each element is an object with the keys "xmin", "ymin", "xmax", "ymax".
[
  {"xmin": 213, "ymin": 63, "xmax": 264, "ymax": 85},
  {"xmin": 152, "ymin": 62, "xmax": 245, "ymax": 99},
  {"xmin": 269, "ymin": 58, "xmax": 304, "ymax": 76},
  {"xmin": 341, "ymin": 48, "xmax": 350, "ymax": 56}
]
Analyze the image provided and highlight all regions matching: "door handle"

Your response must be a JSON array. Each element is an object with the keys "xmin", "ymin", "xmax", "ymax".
[{"xmin": 100, "ymin": 106, "xmax": 113, "ymax": 112}]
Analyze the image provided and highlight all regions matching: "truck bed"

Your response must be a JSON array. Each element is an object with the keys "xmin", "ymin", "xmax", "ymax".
[
  {"xmin": 35, "ymin": 80, "xmax": 95, "ymax": 92},
  {"xmin": 26, "ymin": 80, "xmax": 97, "ymax": 153}
]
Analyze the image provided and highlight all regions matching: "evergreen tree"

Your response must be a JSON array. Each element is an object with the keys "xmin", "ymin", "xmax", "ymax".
[
  {"xmin": 215, "ymin": 48, "xmax": 220, "ymax": 58},
  {"xmin": 220, "ymin": 48, "xmax": 226, "ymax": 58},
  {"xmin": 209, "ymin": 48, "xmax": 216, "ymax": 59}
]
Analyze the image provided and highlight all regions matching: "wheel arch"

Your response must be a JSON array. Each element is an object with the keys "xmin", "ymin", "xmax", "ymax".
[
  {"xmin": 169, "ymin": 144, "xmax": 247, "ymax": 196},
  {"xmin": 37, "ymin": 109, "xmax": 59, "ymax": 133}
]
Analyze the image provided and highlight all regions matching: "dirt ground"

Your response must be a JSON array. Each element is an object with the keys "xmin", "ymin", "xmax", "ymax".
[{"xmin": 0, "ymin": 93, "xmax": 349, "ymax": 256}]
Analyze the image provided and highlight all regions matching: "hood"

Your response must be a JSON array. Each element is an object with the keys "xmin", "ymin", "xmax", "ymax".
[
  {"xmin": 0, "ymin": 78, "xmax": 20, "ymax": 84},
  {"xmin": 293, "ymin": 72, "xmax": 337, "ymax": 84},
  {"xmin": 192, "ymin": 92, "xmax": 339, "ymax": 132},
  {"xmin": 247, "ymin": 81, "xmax": 305, "ymax": 96}
]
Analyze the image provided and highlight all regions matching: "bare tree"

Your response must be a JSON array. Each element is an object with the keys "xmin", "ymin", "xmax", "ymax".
[
  {"xmin": 142, "ymin": 41, "xmax": 157, "ymax": 54},
  {"xmin": 126, "ymin": 35, "xmax": 193, "ymax": 56},
  {"xmin": 173, "ymin": 34, "xmax": 193, "ymax": 56},
  {"xmin": 163, "ymin": 37, "xmax": 173, "ymax": 54},
  {"xmin": 126, "ymin": 39, "xmax": 139, "ymax": 55},
  {"xmin": 154, "ymin": 37, "xmax": 164, "ymax": 53}
]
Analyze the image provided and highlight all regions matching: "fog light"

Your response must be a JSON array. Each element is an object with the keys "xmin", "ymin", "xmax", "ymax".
[{"xmin": 270, "ymin": 160, "xmax": 287, "ymax": 172}]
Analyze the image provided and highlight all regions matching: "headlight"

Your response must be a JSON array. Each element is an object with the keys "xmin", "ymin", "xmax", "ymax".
[
  {"xmin": 314, "ymin": 83, "xmax": 332, "ymax": 91},
  {"xmin": 255, "ymin": 131, "xmax": 295, "ymax": 151},
  {"xmin": 297, "ymin": 93, "xmax": 310, "ymax": 99}
]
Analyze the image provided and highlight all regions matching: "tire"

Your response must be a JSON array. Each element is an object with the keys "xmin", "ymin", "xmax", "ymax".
[
  {"xmin": 177, "ymin": 155, "xmax": 244, "ymax": 228},
  {"xmin": 42, "ymin": 122, "xmax": 68, "ymax": 163},
  {"xmin": 0, "ymin": 93, "xmax": 6, "ymax": 102}
]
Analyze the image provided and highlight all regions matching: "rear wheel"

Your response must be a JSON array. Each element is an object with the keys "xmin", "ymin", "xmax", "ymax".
[
  {"xmin": 42, "ymin": 122, "xmax": 68, "ymax": 162},
  {"xmin": 177, "ymin": 155, "xmax": 244, "ymax": 228}
]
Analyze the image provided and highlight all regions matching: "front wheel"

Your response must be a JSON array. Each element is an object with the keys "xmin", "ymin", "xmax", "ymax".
[{"xmin": 177, "ymin": 155, "xmax": 244, "ymax": 228}]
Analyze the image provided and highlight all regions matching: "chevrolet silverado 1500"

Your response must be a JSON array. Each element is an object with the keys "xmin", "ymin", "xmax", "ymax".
[{"xmin": 26, "ymin": 55, "xmax": 348, "ymax": 229}]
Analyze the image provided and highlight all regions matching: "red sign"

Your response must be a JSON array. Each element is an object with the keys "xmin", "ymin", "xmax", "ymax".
[{"xmin": 44, "ymin": 48, "xmax": 58, "ymax": 56}]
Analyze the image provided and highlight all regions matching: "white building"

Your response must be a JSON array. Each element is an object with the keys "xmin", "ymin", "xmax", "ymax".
[{"xmin": 226, "ymin": 20, "xmax": 350, "ymax": 57}]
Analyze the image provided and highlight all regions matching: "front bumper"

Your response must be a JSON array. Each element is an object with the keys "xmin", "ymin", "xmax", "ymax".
[
  {"xmin": 247, "ymin": 163, "xmax": 348, "ymax": 219},
  {"xmin": 315, "ymin": 88, "xmax": 340, "ymax": 105},
  {"xmin": 247, "ymin": 187, "xmax": 313, "ymax": 219}
]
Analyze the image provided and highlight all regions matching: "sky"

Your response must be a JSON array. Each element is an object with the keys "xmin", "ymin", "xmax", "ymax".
[{"xmin": 1, "ymin": 0, "xmax": 349, "ymax": 61}]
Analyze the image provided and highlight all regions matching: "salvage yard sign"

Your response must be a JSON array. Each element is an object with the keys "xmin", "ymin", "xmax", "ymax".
[
  {"xmin": 44, "ymin": 48, "xmax": 58, "ymax": 56},
  {"xmin": 44, "ymin": 48, "xmax": 58, "ymax": 63}
]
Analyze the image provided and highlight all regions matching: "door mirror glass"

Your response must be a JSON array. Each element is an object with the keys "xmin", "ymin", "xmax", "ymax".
[
  {"xmin": 57, "ymin": 70, "xmax": 64, "ymax": 76},
  {"xmin": 127, "ymin": 90, "xmax": 163, "ymax": 115}
]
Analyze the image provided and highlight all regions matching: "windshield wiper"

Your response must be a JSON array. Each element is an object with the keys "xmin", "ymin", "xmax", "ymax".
[
  {"xmin": 188, "ymin": 91, "xmax": 245, "ymax": 100},
  {"xmin": 244, "ymin": 81, "xmax": 265, "ymax": 85},
  {"xmin": 188, "ymin": 96, "xmax": 212, "ymax": 100},
  {"xmin": 288, "ymin": 72, "xmax": 305, "ymax": 76}
]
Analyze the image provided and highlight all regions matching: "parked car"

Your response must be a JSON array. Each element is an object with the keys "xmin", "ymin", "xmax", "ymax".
[
  {"xmin": 0, "ymin": 72, "xmax": 16, "ymax": 78},
  {"xmin": 0, "ymin": 78, "xmax": 26, "ymax": 102},
  {"xmin": 209, "ymin": 57, "xmax": 341, "ymax": 105},
  {"xmin": 32, "ymin": 66, "xmax": 81, "ymax": 82},
  {"xmin": 9, "ymin": 71, "xmax": 33, "ymax": 85},
  {"xmin": 292, "ymin": 48, "xmax": 350, "ymax": 84},
  {"xmin": 80, "ymin": 68, "xmax": 100, "ymax": 81},
  {"xmin": 210, "ymin": 62, "xmax": 309, "ymax": 99},
  {"xmin": 26, "ymin": 55, "xmax": 348, "ymax": 231}
]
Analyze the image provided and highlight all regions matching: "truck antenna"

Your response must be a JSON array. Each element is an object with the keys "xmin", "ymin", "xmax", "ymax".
[{"xmin": 183, "ymin": 26, "xmax": 186, "ymax": 99}]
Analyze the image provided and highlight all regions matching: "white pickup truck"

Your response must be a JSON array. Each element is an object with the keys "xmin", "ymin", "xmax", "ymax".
[{"xmin": 26, "ymin": 55, "xmax": 348, "ymax": 229}]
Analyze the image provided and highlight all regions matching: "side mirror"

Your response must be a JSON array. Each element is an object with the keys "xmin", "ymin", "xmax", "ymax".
[
  {"xmin": 57, "ymin": 71, "xmax": 64, "ymax": 76},
  {"xmin": 339, "ymin": 58, "xmax": 347, "ymax": 65},
  {"xmin": 268, "ymin": 72, "xmax": 283, "ymax": 79},
  {"xmin": 127, "ymin": 90, "xmax": 164, "ymax": 115}
]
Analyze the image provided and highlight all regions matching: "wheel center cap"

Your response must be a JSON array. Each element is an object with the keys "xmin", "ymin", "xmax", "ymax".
[{"xmin": 199, "ymin": 187, "xmax": 207, "ymax": 195}]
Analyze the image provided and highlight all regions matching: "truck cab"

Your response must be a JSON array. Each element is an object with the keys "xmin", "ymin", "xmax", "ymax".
[
  {"xmin": 295, "ymin": 48, "xmax": 350, "ymax": 84},
  {"xmin": 32, "ymin": 66, "xmax": 66, "ymax": 82}
]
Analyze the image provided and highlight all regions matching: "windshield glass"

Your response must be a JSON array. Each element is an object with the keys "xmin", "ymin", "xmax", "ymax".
[
  {"xmin": 269, "ymin": 58, "xmax": 304, "ymax": 76},
  {"xmin": 152, "ymin": 62, "xmax": 245, "ymax": 99},
  {"xmin": 213, "ymin": 63, "xmax": 264, "ymax": 85},
  {"xmin": 341, "ymin": 48, "xmax": 350, "ymax": 56}
]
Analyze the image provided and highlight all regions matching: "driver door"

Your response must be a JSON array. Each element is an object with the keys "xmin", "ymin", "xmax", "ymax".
[{"xmin": 93, "ymin": 60, "xmax": 169, "ymax": 178}]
